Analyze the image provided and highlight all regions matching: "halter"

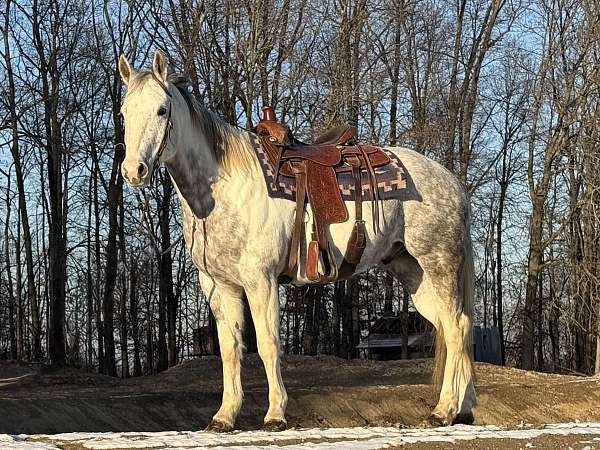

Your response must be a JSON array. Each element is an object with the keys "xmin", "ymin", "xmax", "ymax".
[{"xmin": 149, "ymin": 72, "xmax": 173, "ymax": 182}]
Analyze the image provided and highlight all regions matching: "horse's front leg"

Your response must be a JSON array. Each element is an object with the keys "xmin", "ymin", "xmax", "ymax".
[
  {"xmin": 245, "ymin": 274, "xmax": 288, "ymax": 431},
  {"xmin": 201, "ymin": 275, "xmax": 245, "ymax": 433}
]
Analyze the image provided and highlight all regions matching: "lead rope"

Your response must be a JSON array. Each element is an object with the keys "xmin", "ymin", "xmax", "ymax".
[
  {"xmin": 132, "ymin": 75, "xmax": 179, "ymax": 258},
  {"xmin": 186, "ymin": 216, "xmax": 217, "ymax": 335},
  {"xmin": 135, "ymin": 186, "xmax": 183, "ymax": 258},
  {"xmin": 200, "ymin": 218, "xmax": 217, "ymax": 306}
]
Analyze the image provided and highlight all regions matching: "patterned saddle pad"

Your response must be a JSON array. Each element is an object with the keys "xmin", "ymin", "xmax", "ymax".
[{"xmin": 249, "ymin": 133, "xmax": 407, "ymax": 202}]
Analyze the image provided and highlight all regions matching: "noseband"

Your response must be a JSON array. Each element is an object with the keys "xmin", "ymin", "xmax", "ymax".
[{"xmin": 149, "ymin": 72, "xmax": 173, "ymax": 182}]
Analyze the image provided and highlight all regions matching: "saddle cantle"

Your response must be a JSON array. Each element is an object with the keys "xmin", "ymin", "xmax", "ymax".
[{"xmin": 255, "ymin": 106, "xmax": 391, "ymax": 283}]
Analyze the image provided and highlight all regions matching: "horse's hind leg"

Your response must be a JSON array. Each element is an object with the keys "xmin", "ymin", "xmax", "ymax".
[
  {"xmin": 388, "ymin": 249, "xmax": 476, "ymax": 426},
  {"xmin": 201, "ymin": 275, "xmax": 245, "ymax": 432},
  {"xmin": 424, "ymin": 281, "xmax": 475, "ymax": 426}
]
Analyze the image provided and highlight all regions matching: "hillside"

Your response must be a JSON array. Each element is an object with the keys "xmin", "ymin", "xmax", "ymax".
[{"xmin": 1, "ymin": 356, "xmax": 599, "ymax": 434}]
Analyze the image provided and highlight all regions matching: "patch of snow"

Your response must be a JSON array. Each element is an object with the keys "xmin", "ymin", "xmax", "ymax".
[
  {"xmin": 2, "ymin": 422, "xmax": 600, "ymax": 449},
  {"xmin": 0, "ymin": 435, "xmax": 59, "ymax": 450}
]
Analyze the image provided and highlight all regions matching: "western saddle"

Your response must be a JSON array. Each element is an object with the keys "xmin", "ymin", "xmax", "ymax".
[{"xmin": 256, "ymin": 106, "xmax": 390, "ymax": 283}]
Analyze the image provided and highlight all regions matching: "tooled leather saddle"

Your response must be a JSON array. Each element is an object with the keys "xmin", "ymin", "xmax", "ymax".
[{"xmin": 255, "ymin": 106, "xmax": 390, "ymax": 283}]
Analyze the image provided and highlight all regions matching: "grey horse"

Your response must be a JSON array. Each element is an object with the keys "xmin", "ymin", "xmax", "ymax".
[{"xmin": 118, "ymin": 50, "xmax": 475, "ymax": 431}]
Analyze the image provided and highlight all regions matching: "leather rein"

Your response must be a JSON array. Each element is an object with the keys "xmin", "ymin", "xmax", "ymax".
[{"xmin": 149, "ymin": 72, "xmax": 173, "ymax": 183}]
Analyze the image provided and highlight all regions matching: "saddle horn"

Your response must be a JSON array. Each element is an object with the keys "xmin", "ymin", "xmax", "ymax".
[{"xmin": 261, "ymin": 105, "xmax": 277, "ymax": 122}]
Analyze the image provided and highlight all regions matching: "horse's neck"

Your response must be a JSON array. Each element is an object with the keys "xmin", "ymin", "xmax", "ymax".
[
  {"xmin": 164, "ymin": 114, "xmax": 257, "ymax": 220},
  {"xmin": 164, "ymin": 144, "xmax": 216, "ymax": 220}
]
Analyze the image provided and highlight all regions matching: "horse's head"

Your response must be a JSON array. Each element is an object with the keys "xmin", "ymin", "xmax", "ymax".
[{"xmin": 118, "ymin": 50, "xmax": 176, "ymax": 188}]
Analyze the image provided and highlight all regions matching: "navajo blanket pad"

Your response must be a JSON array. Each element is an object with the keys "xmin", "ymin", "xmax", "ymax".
[{"xmin": 249, "ymin": 133, "xmax": 407, "ymax": 202}]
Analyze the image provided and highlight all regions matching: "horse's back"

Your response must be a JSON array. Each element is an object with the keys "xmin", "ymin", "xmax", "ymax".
[
  {"xmin": 386, "ymin": 147, "xmax": 467, "ymax": 199},
  {"xmin": 383, "ymin": 146, "xmax": 471, "ymax": 258}
]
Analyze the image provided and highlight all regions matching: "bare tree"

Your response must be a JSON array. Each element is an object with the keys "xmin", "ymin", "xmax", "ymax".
[
  {"xmin": 520, "ymin": 0, "xmax": 600, "ymax": 370},
  {"xmin": 1, "ymin": 0, "xmax": 42, "ymax": 360}
]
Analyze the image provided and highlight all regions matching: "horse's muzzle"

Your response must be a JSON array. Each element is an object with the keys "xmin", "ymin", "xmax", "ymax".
[{"xmin": 122, "ymin": 159, "xmax": 149, "ymax": 187}]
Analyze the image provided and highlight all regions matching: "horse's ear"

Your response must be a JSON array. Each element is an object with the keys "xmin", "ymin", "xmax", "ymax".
[
  {"xmin": 119, "ymin": 54, "xmax": 133, "ymax": 85},
  {"xmin": 152, "ymin": 50, "xmax": 168, "ymax": 83}
]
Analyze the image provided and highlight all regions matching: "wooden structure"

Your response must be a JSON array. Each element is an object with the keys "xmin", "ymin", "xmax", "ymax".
[
  {"xmin": 473, "ymin": 326, "xmax": 502, "ymax": 365},
  {"xmin": 357, "ymin": 312, "xmax": 434, "ymax": 360},
  {"xmin": 358, "ymin": 317, "xmax": 503, "ymax": 365}
]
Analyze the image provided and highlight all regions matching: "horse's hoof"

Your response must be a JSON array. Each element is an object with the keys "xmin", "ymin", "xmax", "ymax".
[
  {"xmin": 420, "ymin": 414, "xmax": 448, "ymax": 428},
  {"xmin": 262, "ymin": 419, "xmax": 287, "ymax": 432},
  {"xmin": 453, "ymin": 412, "xmax": 475, "ymax": 425},
  {"xmin": 205, "ymin": 419, "xmax": 234, "ymax": 433}
]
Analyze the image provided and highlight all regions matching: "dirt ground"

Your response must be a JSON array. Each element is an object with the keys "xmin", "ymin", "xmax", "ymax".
[{"xmin": 1, "ymin": 355, "xmax": 599, "ymax": 435}]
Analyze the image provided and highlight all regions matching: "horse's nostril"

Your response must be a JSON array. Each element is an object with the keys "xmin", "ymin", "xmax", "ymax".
[{"xmin": 137, "ymin": 162, "xmax": 148, "ymax": 179}]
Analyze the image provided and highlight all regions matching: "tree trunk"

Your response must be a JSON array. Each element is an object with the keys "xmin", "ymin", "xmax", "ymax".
[
  {"xmin": 292, "ymin": 288, "xmax": 302, "ymax": 355},
  {"xmin": 15, "ymin": 225, "xmax": 23, "ymax": 361},
  {"xmin": 548, "ymin": 270, "xmax": 560, "ymax": 371},
  {"xmin": 130, "ymin": 257, "xmax": 142, "ymax": 377},
  {"xmin": 342, "ymin": 279, "xmax": 360, "ymax": 359},
  {"xmin": 496, "ymin": 179, "xmax": 507, "ymax": 365},
  {"xmin": 523, "ymin": 127, "xmax": 566, "ymax": 370},
  {"xmin": 537, "ymin": 267, "xmax": 544, "ymax": 371},
  {"xmin": 401, "ymin": 287, "xmax": 410, "ymax": 360},
  {"xmin": 383, "ymin": 271, "xmax": 394, "ymax": 314},
  {"xmin": 332, "ymin": 282, "xmax": 344, "ymax": 357},
  {"xmin": 351, "ymin": 280, "xmax": 360, "ymax": 359},
  {"xmin": 521, "ymin": 197, "xmax": 544, "ymax": 370},
  {"xmin": 86, "ymin": 176, "xmax": 94, "ymax": 368},
  {"xmin": 93, "ymin": 154, "xmax": 104, "ymax": 374},
  {"xmin": 120, "ymin": 272, "xmax": 129, "ymax": 378},
  {"xmin": 157, "ymin": 174, "xmax": 176, "ymax": 370},
  {"xmin": 4, "ymin": 174, "xmax": 17, "ymax": 360},
  {"xmin": 208, "ymin": 309, "xmax": 220, "ymax": 356},
  {"xmin": 101, "ymin": 102, "xmax": 125, "ymax": 377},
  {"xmin": 302, "ymin": 287, "xmax": 321, "ymax": 355},
  {"xmin": 388, "ymin": 24, "xmax": 401, "ymax": 146},
  {"xmin": 146, "ymin": 319, "xmax": 154, "ymax": 375},
  {"xmin": 157, "ymin": 281, "xmax": 169, "ymax": 372},
  {"xmin": 2, "ymin": 0, "xmax": 42, "ymax": 360},
  {"xmin": 243, "ymin": 293, "xmax": 257, "ymax": 353},
  {"xmin": 32, "ymin": 0, "xmax": 68, "ymax": 367}
]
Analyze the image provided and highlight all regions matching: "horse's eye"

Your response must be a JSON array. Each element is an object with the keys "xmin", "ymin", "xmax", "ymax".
[{"xmin": 158, "ymin": 106, "xmax": 167, "ymax": 116}]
